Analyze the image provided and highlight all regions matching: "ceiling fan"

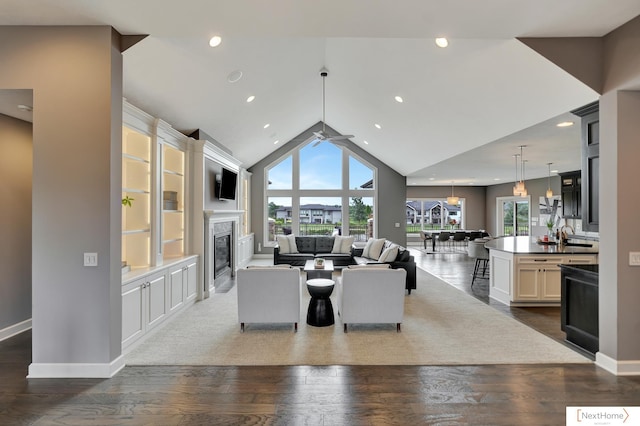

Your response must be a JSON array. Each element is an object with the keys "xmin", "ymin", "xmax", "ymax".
[{"xmin": 310, "ymin": 67, "xmax": 354, "ymax": 147}]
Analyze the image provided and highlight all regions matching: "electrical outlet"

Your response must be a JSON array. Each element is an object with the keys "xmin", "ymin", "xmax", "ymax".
[
  {"xmin": 84, "ymin": 252, "xmax": 98, "ymax": 267},
  {"xmin": 395, "ymin": 223, "xmax": 400, "ymax": 228},
  {"xmin": 629, "ymin": 252, "xmax": 640, "ymax": 266}
]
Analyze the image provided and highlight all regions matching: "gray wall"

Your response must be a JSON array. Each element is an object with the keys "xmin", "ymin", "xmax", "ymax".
[
  {"xmin": 0, "ymin": 113, "xmax": 32, "ymax": 332},
  {"xmin": 485, "ymin": 175, "xmax": 562, "ymax": 237},
  {"xmin": 248, "ymin": 123, "xmax": 407, "ymax": 253},
  {"xmin": 0, "ymin": 26, "xmax": 123, "ymax": 368}
]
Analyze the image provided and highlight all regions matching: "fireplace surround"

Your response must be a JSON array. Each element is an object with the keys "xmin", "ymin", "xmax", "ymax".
[{"xmin": 204, "ymin": 210, "xmax": 243, "ymax": 298}]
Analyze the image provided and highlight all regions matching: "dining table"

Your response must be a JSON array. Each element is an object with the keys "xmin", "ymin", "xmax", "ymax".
[{"xmin": 424, "ymin": 230, "xmax": 489, "ymax": 252}]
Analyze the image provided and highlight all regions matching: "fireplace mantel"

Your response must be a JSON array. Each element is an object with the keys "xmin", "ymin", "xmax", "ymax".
[
  {"xmin": 204, "ymin": 210, "xmax": 244, "ymax": 222},
  {"xmin": 203, "ymin": 210, "xmax": 244, "ymax": 298}
]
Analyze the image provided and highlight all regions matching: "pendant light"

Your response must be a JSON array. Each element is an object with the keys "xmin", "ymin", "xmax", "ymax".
[
  {"xmin": 447, "ymin": 181, "xmax": 459, "ymax": 205},
  {"xmin": 512, "ymin": 154, "xmax": 520, "ymax": 196},
  {"xmin": 513, "ymin": 146, "xmax": 527, "ymax": 196},
  {"xmin": 546, "ymin": 162, "xmax": 553, "ymax": 198}
]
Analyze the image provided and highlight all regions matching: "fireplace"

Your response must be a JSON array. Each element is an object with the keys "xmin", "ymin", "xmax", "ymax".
[
  {"xmin": 214, "ymin": 231, "xmax": 231, "ymax": 278},
  {"xmin": 204, "ymin": 210, "xmax": 243, "ymax": 298}
]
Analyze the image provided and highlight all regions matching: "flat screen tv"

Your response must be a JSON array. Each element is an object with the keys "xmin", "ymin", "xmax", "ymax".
[{"xmin": 218, "ymin": 167, "xmax": 238, "ymax": 200}]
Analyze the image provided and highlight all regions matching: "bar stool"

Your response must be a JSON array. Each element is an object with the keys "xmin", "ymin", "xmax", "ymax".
[{"xmin": 468, "ymin": 239, "xmax": 490, "ymax": 286}]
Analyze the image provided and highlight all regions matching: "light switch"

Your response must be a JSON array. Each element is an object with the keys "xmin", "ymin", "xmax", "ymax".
[
  {"xmin": 629, "ymin": 252, "xmax": 640, "ymax": 266},
  {"xmin": 84, "ymin": 252, "xmax": 98, "ymax": 267},
  {"xmin": 395, "ymin": 223, "xmax": 400, "ymax": 228}
]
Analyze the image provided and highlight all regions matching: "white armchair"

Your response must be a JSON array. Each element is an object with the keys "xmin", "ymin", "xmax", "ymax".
[
  {"xmin": 237, "ymin": 266, "xmax": 301, "ymax": 332},
  {"xmin": 336, "ymin": 267, "xmax": 407, "ymax": 332}
]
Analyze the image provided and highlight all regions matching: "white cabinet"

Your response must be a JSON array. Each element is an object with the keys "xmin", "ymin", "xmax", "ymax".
[
  {"xmin": 122, "ymin": 255, "xmax": 199, "ymax": 352},
  {"xmin": 237, "ymin": 233, "xmax": 254, "ymax": 269},
  {"xmin": 489, "ymin": 251, "xmax": 597, "ymax": 306},
  {"xmin": 121, "ymin": 271, "xmax": 167, "ymax": 350},
  {"xmin": 515, "ymin": 257, "xmax": 562, "ymax": 302}
]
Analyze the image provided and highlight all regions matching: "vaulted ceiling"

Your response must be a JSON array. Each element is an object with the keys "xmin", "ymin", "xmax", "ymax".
[{"xmin": 2, "ymin": 1, "xmax": 639, "ymax": 185}]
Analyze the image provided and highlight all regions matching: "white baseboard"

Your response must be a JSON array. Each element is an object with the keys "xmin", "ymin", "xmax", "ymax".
[
  {"xmin": 596, "ymin": 352, "xmax": 640, "ymax": 376},
  {"xmin": 28, "ymin": 355, "xmax": 125, "ymax": 378},
  {"xmin": 0, "ymin": 318, "xmax": 32, "ymax": 341}
]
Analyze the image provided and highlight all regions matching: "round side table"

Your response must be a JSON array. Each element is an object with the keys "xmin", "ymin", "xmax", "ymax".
[{"xmin": 306, "ymin": 278, "xmax": 335, "ymax": 327}]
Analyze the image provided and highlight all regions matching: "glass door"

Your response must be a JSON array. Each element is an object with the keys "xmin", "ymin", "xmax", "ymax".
[{"xmin": 497, "ymin": 196, "xmax": 530, "ymax": 236}]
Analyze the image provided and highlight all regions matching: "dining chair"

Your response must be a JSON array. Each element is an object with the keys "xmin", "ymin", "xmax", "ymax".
[
  {"xmin": 452, "ymin": 231, "xmax": 467, "ymax": 251},
  {"xmin": 436, "ymin": 231, "xmax": 451, "ymax": 251}
]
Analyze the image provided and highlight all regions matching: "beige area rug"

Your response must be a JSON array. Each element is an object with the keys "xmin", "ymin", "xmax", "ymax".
[{"xmin": 125, "ymin": 268, "xmax": 590, "ymax": 366}]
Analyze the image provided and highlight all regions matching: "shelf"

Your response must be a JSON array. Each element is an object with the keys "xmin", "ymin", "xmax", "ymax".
[
  {"xmin": 163, "ymin": 238, "xmax": 184, "ymax": 244},
  {"xmin": 123, "ymin": 228, "xmax": 151, "ymax": 235},
  {"xmin": 163, "ymin": 169, "xmax": 184, "ymax": 177},
  {"xmin": 123, "ymin": 153, "xmax": 150, "ymax": 164},
  {"xmin": 163, "ymin": 210, "xmax": 184, "ymax": 213},
  {"xmin": 122, "ymin": 188, "xmax": 151, "ymax": 194}
]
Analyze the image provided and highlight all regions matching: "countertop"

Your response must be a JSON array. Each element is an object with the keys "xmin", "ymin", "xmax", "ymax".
[{"xmin": 484, "ymin": 236, "xmax": 599, "ymax": 255}]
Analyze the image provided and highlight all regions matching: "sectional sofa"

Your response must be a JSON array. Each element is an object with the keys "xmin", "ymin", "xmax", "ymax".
[{"xmin": 273, "ymin": 235, "xmax": 417, "ymax": 294}]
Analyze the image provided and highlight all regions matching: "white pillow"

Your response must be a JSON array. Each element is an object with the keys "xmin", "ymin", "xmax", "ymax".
[
  {"xmin": 362, "ymin": 238, "xmax": 386, "ymax": 260},
  {"xmin": 276, "ymin": 234, "xmax": 298, "ymax": 254},
  {"xmin": 331, "ymin": 235, "xmax": 355, "ymax": 254},
  {"xmin": 378, "ymin": 244, "xmax": 399, "ymax": 262}
]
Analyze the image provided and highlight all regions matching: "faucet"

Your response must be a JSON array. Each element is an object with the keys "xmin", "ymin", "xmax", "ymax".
[{"xmin": 559, "ymin": 223, "xmax": 575, "ymax": 244}]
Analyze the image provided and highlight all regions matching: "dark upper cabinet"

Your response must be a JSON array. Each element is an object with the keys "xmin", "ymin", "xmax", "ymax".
[
  {"xmin": 560, "ymin": 171, "xmax": 581, "ymax": 219},
  {"xmin": 571, "ymin": 101, "xmax": 599, "ymax": 232}
]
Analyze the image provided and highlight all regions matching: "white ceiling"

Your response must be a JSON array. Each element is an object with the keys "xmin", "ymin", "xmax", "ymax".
[{"xmin": 2, "ymin": 1, "xmax": 639, "ymax": 185}]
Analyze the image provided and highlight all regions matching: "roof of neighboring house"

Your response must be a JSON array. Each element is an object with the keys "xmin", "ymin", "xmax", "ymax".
[{"xmin": 406, "ymin": 201, "xmax": 461, "ymax": 212}]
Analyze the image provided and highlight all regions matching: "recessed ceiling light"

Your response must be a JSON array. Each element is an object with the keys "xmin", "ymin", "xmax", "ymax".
[
  {"xmin": 394, "ymin": 96, "xmax": 403, "ymax": 103},
  {"xmin": 17, "ymin": 104, "xmax": 32, "ymax": 112},
  {"xmin": 556, "ymin": 121, "xmax": 574, "ymax": 127},
  {"xmin": 429, "ymin": 177, "xmax": 435, "ymax": 181},
  {"xmin": 363, "ymin": 140, "xmax": 369, "ymax": 145},
  {"xmin": 374, "ymin": 123, "xmax": 381, "ymax": 129},
  {"xmin": 435, "ymin": 37, "xmax": 449, "ymax": 48},
  {"xmin": 273, "ymin": 140, "xmax": 279, "ymax": 145},
  {"xmin": 227, "ymin": 70, "xmax": 243, "ymax": 83},
  {"xmin": 246, "ymin": 95, "xmax": 255, "ymax": 103},
  {"xmin": 209, "ymin": 36, "xmax": 222, "ymax": 48},
  {"xmin": 494, "ymin": 178, "xmax": 501, "ymax": 181},
  {"xmin": 263, "ymin": 123, "xmax": 270, "ymax": 129},
  {"xmin": 551, "ymin": 169, "xmax": 559, "ymax": 174}
]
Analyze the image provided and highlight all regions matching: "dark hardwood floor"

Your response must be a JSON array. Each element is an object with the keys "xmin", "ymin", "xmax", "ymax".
[{"xmin": 3, "ymin": 250, "xmax": 640, "ymax": 425}]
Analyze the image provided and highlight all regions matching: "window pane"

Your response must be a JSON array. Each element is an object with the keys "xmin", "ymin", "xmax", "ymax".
[
  {"xmin": 267, "ymin": 155, "xmax": 292, "ymax": 189},
  {"xmin": 267, "ymin": 197, "xmax": 292, "ymax": 242},
  {"xmin": 300, "ymin": 142, "xmax": 341, "ymax": 189},
  {"xmin": 349, "ymin": 197, "xmax": 373, "ymax": 242},
  {"xmin": 299, "ymin": 197, "xmax": 341, "ymax": 236},
  {"xmin": 349, "ymin": 156, "xmax": 374, "ymax": 190}
]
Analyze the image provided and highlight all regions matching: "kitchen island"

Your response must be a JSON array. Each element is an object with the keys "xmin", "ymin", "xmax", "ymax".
[{"xmin": 485, "ymin": 236, "xmax": 598, "ymax": 306}]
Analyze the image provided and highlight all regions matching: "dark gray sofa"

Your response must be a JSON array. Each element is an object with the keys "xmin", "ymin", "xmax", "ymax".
[
  {"xmin": 273, "ymin": 236, "xmax": 354, "ymax": 267},
  {"xmin": 274, "ymin": 236, "xmax": 417, "ymax": 294}
]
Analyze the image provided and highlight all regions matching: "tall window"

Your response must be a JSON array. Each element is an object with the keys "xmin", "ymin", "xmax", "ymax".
[
  {"xmin": 265, "ymin": 142, "xmax": 376, "ymax": 244},
  {"xmin": 405, "ymin": 198, "xmax": 465, "ymax": 238}
]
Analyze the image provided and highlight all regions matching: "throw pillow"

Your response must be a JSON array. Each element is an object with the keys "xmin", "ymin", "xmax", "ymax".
[
  {"xmin": 276, "ymin": 235, "xmax": 291, "ymax": 254},
  {"xmin": 276, "ymin": 234, "xmax": 298, "ymax": 254},
  {"xmin": 287, "ymin": 234, "xmax": 299, "ymax": 253},
  {"xmin": 348, "ymin": 264, "xmax": 390, "ymax": 269},
  {"xmin": 331, "ymin": 235, "xmax": 355, "ymax": 254},
  {"xmin": 378, "ymin": 244, "xmax": 399, "ymax": 262},
  {"xmin": 362, "ymin": 238, "xmax": 386, "ymax": 260}
]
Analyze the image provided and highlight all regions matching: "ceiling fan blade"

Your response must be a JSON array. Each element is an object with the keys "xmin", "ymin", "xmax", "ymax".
[
  {"xmin": 312, "ymin": 139, "xmax": 323, "ymax": 147},
  {"xmin": 327, "ymin": 134, "xmax": 354, "ymax": 141}
]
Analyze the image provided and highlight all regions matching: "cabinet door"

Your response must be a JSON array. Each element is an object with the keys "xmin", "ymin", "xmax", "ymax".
[
  {"xmin": 122, "ymin": 279, "xmax": 145, "ymax": 348},
  {"xmin": 540, "ymin": 267, "xmax": 562, "ymax": 300},
  {"xmin": 169, "ymin": 265, "xmax": 184, "ymax": 311},
  {"xmin": 147, "ymin": 273, "xmax": 167, "ymax": 329},
  {"xmin": 515, "ymin": 266, "xmax": 540, "ymax": 301},
  {"xmin": 185, "ymin": 261, "xmax": 198, "ymax": 301}
]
